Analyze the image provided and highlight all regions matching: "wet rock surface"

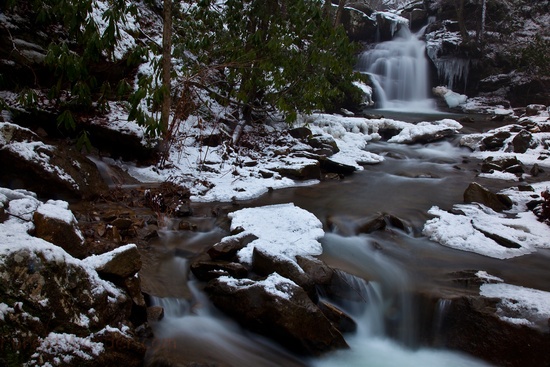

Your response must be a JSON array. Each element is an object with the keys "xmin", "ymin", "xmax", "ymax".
[
  {"xmin": 205, "ymin": 274, "xmax": 349, "ymax": 356},
  {"xmin": 441, "ymin": 294, "xmax": 550, "ymax": 367},
  {"xmin": 463, "ymin": 182, "xmax": 513, "ymax": 212}
]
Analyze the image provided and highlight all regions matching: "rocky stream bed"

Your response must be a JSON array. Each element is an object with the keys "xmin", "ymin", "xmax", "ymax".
[{"xmin": 2, "ymin": 104, "xmax": 550, "ymax": 366}]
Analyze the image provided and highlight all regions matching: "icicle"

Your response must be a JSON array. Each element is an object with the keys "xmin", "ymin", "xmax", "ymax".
[{"xmin": 434, "ymin": 58, "xmax": 470, "ymax": 91}]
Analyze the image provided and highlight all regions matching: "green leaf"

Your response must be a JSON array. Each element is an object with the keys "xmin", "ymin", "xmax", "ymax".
[
  {"xmin": 57, "ymin": 110, "xmax": 76, "ymax": 131},
  {"xmin": 76, "ymin": 130, "xmax": 93, "ymax": 153}
]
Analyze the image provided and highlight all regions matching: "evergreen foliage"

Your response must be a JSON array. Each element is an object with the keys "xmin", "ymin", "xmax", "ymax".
[
  {"xmin": 173, "ymin": 0, "xmax": 361, "ymax": 124},
  {"xmin": 4, "ymin": 0, "xmax": 140, "ymax": 147}
]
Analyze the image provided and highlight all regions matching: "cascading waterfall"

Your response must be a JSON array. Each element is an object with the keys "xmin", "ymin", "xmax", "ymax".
[
  {"xmin": 356, "ymin": 26, "xmax": 437, "ymax": 112},
  {"xmin": 315, "ymin": 234, "xmax": 493, "ymax": 367},
  {"xmin": 142, "ymin": 140, "xmax": 499, "ymax": 367}
]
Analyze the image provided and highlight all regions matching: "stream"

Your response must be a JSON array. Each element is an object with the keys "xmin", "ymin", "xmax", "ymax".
[
  {"xmin": 140, "ymin": 20, "xmax": 549, "ymax": 366},
  {"xmin": 141, "ymin": 122, "xmax": 550, "ymax": 366}
]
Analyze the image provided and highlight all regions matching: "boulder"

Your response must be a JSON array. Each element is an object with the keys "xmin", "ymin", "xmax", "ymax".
[
  {"xmin": 357, "ymin": 213, "xmax": 412, "ymax": 234},
  {"xmin": 530, "ymin": 163, "xmax": 543, "ymax": 177},
  {"xmin": 0, "ymin": 247, "xmax": 133, "ymax": 365},
  {"xmin": 252, "ymin": 247, "xmax": 316, "ymax": 300},
  {"xmin": 147, "ymin": 306, "xmax": 165, "ymax": 322},
  {"xmin": 85, "ymin": 244, "xmax": 142, "ymax": 279},
  {"xmin": 33, "ymin": 201, "xmax": 87, "ymax": 259},
  {"xmin": 481, "ymin": 156, "xmax": 525, "ymax": 176},
  {"xmin": 318, "ymin": 300, "xmax": 357, "ymax": 333},
  {"xmin": 296, "ymin": 255, "xmax": 335, "ymax": 286},
  {"xmin": 441, "ymin": 295, "xmax": 550, "ymax": 367},
  {"xmin": 481, "ymin": 131, "xmax": 511, "ymax": 151},
  {"xmin": 0, "ymin": 205, "xmax": 6, "ymax": 223},
  {"xmin": 339, "ymin": 5, "xmax": 377, "ymax": 42},
  {"xmin": 205, "ymin": 273, "xmax": 348, "ymax": 356},
  {"xmin": 207, "ymin": 233, "xmax": 258, "ymax": 260},
  {"xmin": 288, "ymin": 127, "xmax": 312, "ymax": 140},
  {"xmin": 400, "ymin": 7, "xmax": 428, "ymax": 32},
  {"xmin": 463, "ymin": 182, "xmax": 513, "ymax": 212},
  {"xmin": 318, "ymin": 157, "xmax": 357, "ymax": 176},
  {"xmin": 512, "ymin": 130, "xmax": 535, "ymax": 153},
  {"xmin": 308, "ymin": 134, "xmax": 339, "ymax": 155},
  {"xmin": 91, "ymin": 330, "xmax": 146, "ymax": 367},
  {"xmin": 272, "ymin": 160, "xmax": 321, "ymax": 180}
]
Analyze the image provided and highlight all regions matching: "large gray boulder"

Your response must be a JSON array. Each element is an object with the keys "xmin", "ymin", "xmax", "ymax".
[
  {"xmin": 205, "ymin": 273, "xmax": 349, "ymax": 356},
  {"xmin": 0, "ymin": 122, "xmax": 108, "ymax": 201},
  {"xmin": 463, "ymin": 182, "xmax": 513, "ymax": 212}
]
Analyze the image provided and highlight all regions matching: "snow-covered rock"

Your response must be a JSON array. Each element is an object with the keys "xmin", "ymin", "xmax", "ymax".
[{"xmin": 0, "ymin": 187, "xmax": 146, "ymax": 365}]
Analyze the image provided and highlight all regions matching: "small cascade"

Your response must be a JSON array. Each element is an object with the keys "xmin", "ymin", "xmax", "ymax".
[
  {"xmin": 320, "ymin": 233, "xmax": 416, "ymax": 346},
  {"xmin": 432, "ymin": 298, "xmax": 452, "ymax": 342},
  {"xmin": 315, "ymin": 234, "xmax": 493, "ymax": 367},
  {"xmin": 356, "ymin": 26, "xmax": 436, "ymax": 112}
]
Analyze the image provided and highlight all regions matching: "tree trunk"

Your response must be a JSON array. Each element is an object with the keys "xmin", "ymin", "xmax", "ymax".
[
  {"xmin": 158, "ymin": 0, "xmax": 172, "ymax": 164},
  {"xmin": 455, "ymin": 0, "xmax": 469, "ymax": 41},
  {"xmin": 334, "ymin": 0, "xmax": 346, "ymax": 27},
  {"xmin": 477, "ymin": 0, "xmax": 487, "ymax": 45},
  {"xmin": 161, "ymin": 0, "xmax": 172, "ymax": 134}
]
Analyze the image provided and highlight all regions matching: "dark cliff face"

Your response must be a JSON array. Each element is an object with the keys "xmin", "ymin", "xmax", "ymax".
[
  {"xmin": 341, "ymin": 0, "xmax": 549, "ymax": 106},
  {"xmin": 423, "ymin": 0, "xmax": 550, "ymax": 104}
]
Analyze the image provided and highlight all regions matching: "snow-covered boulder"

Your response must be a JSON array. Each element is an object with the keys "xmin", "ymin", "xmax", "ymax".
[
  {"xmin": 0, "ymin": 187, "xmax": 146, "ymax": 366},
  {"xmin": 433, "ymin": 86, "xmax": 467, "ymax": 108},
  {"xmin": 463, "ymin": 182, "xmax": 513, "ymax": 212},
  {"xmin": 33, "ymin": 200, "xmax": 87, "ymax": 258},
  {"xmin": 205, "ymin": 273, "xmax": 348, "ymax": 356},
  {"xmin": 0, "ymin": 122, "xmax": 108, "ymax": 200}
]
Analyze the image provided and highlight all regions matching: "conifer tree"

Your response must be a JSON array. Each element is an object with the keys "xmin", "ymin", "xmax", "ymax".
[{"xmin": 175, "ymin": 0, "xmax": 361, "ymax": 128}]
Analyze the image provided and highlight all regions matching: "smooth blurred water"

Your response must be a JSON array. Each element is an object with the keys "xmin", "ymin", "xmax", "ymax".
[
  {"xmin": 142, "ymin": 136, "xmax": 549, "ymax": 366},
  {"xmin": 356, "ymin": 27, "xmax": 437, "ymax": 113}
]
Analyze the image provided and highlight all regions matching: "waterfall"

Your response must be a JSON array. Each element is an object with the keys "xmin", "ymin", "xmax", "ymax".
[
  {"xmin": 315, "ymin": 234, "xmax": 493, "ymax": 367},
  {"xmin": 356, "ymin": 27, "xmax": 436, "ymax": 112},
  {"xmin": 320, "ymin": 234, "xmax": 417, "ymax": 346}
]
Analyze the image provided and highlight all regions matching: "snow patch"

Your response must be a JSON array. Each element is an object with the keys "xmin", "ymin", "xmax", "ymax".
[
  {"xmin": 226, "ymin": 203, "xmax": 324, "ymax": 265},
  {"xmin": 83, "ymin": 244, "xmax": 138, "ymax": 270},
  {"xmin": 217, "ymin": 273, "xmax": 299, "ymax": 300},
  {"xmin": 29, "ymin": 332, "xmax": 104, "ymax": 365},
  {"xmin": 480, "ymin": 282, "xmax": 550, "ymax": 329},
  {"xmin": 423, "ymin": 203, "xmax": 550, "ymax": 259}
]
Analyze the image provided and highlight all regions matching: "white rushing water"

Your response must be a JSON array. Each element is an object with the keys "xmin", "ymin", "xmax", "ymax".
[
  {"xmin": 141, "ymin": 137, "xmax": 506, "ymax": 367},
  {"xmin": 145, "ymin": 231, "xmax": 493, "ymax": 367},
  {"xmin": 315, "ymin": 234, "xmax": 494, "ymax": 367},
  {"xmin": 356, "ymin": 27, "xmax": 436, "ymax": 112}
]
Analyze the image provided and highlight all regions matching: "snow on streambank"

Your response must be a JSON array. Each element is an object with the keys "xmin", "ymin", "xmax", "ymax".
[
  {"xmin": 423, "ymin": 110, "xmax": 550, "ymax": 259},
  {"xmin": 0, "ymin": 188, "xmax": 124, "ymax": 300},
  {"xmin": 423, "ymin": 181, "xmax": 550, "ymax": 259},
  {"xmin": 476, "ymin": 271, "xmax": 550, "ymax": 330},
  {"xmin": 118, "ymin": 112, "xmax": 462, "ymax": 202},
  {"xmin": 459, "ymin": 110, "xmax": 550, "ymax": 174}
]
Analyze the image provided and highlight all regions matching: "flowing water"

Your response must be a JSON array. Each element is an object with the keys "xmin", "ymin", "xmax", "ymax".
[
  {"xmin": 356, "ymin": 27, "xmax": 436, "ymax": 112},
  {"xmin": 141, "ymin": 132, "xmax": 550, "ymax": 366},
  {"xmin": 141, "ymin": 23, "xmax": 550, "ymax": 366}
]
